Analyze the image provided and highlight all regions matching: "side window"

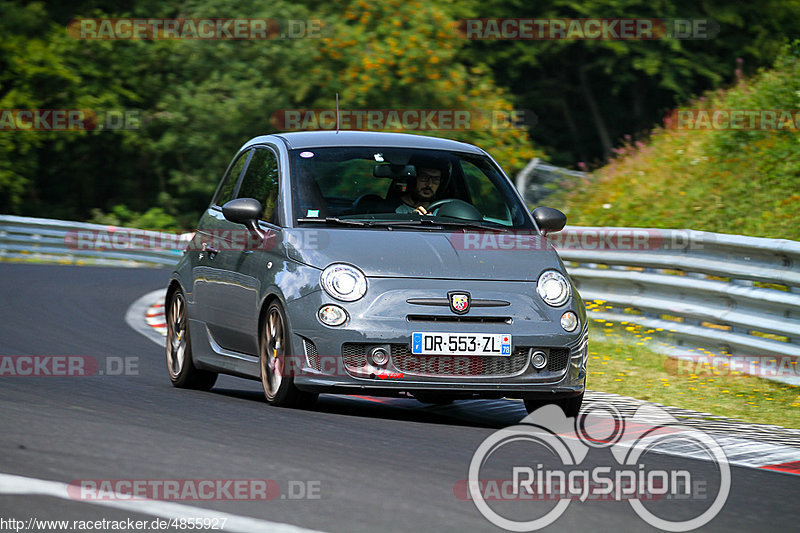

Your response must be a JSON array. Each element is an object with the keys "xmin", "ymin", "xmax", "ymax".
[
  {"xmin": 236, "ymin": 147, "xmax": 280, "ymax": 223},
  {"xmin": 461, "ymin": 160, "xmax": 512, "ymax": 224},
  {"xmin": 213, "ymin": 150, "xmax": 250, "ymax": 207}
]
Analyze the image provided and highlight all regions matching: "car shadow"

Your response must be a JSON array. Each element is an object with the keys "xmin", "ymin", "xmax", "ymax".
[{"xmin": 208, "ymin": 387, "xmax": 527, "ymax": 429}]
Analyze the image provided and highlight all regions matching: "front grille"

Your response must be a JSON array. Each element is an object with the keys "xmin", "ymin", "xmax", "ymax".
[
  {"xmin": 303, "ymin": 339, "xmax": 320, "ymax": 371},
  {"xmin": 548, "ymin": 348, "xmax": 570, "ymax": 372},
  {"xmin": 406, "ymin": 315, "xmax": 512, "ymax": 324},
  {"xmin": 341, "ymin": 343, "xmax": 570, "ymax": 377},
  {"xmin": 342, "ymin": 343, "xmax": 368, "ymax": 370},
  {"xmin": 392, "ymin": 345, "xmax": 529, "ymax": 377}
]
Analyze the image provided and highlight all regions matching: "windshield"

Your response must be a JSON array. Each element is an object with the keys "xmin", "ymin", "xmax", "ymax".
[{"xmin": 289, "ymin": 147, "xmax": 533, "ymax": 229}]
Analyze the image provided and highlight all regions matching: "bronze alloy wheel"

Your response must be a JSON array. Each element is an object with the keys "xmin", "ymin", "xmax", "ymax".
[
  {"xmin": 166, "ymin": 290, "xmax": 188, "ymax": 380},
  {"xmin": 259, "ymin": 302, "xmax": 318, "ymax": 408},
  {"xmin": 165, "ymin": 288, "xmax": 217, "ymax": 390}
]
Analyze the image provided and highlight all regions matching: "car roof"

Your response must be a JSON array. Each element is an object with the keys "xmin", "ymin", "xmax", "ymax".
[{"xmin": 244, "ymin": 131, "xmax": 487, "ymax": 154}]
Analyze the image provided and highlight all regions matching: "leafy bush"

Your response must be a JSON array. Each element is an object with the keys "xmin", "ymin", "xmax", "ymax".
[
  {"xmin": 552, "ymin": 43, "xmax": 800, "ymax": 241},
  {"xmin": 89, "ymin": 205, "xmax": 179, "ymax": 232}
]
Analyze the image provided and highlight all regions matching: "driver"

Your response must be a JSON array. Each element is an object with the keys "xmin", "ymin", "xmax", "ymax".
[{"xmin": 395, "ymin": 166, "xmax": 443, "ymax": 215}]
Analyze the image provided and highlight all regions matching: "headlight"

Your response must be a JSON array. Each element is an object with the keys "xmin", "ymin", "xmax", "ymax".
[
  {"xmin": 561, "ymin": 311, "xmax": 578, "ymax": 332},
  {"xmin": 318, "ymin": 305, "xmax": 348, "ymax": 326},
  {"xmin": 320, "ymin": 263, "xmax": 367, "ymax": 302},
  {"xmin": 537, "ymin": 270, "xmax": 571, "ymax": 307}
]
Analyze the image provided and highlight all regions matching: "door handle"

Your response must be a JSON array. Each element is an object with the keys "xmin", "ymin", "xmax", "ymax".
[{"xmin": 201, "ymin": 242, "xmax": 219, "ymax": 259}]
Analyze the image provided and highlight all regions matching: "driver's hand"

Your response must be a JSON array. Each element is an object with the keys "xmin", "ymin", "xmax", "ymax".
[{"xmin": 413, "ymin": 206, "xmax": 429, "ymax": 215}]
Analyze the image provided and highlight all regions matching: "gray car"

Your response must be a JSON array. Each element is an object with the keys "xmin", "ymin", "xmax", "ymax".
[{"xmin": 165, "ymin": 131, "xmax": 587, "ymax": 415}]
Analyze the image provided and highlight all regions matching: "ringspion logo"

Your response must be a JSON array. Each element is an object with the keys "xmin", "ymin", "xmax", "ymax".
[{"xmin": 465, "ymin": 402, "xmax": 730, "ymax": 530}]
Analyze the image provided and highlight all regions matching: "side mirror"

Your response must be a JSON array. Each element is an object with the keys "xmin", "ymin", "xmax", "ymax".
[
  {"xmin": 222, "ymin": 198, "xmax": 265, "ymax": 240},
  {"xmin": 532, "ymin": 206, "xmax": 567, "ymax": 235}
]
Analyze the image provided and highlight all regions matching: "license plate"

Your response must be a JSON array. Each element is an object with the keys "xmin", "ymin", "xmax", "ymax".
[{"xmin": 411, "ymin": 332, "xmax": 512, "ymax": 356}]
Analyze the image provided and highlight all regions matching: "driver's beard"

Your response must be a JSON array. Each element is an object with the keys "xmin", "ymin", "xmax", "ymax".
[{"xmin": 412, "ymin": 188, "xmax": 434, "ymax": 204}]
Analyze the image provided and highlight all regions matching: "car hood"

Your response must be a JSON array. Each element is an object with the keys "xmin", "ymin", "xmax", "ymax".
[{"xmin": 283, "ymin": 228, "xmax": 564, "ymax": 281}]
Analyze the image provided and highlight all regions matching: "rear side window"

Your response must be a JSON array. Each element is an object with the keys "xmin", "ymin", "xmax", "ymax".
[
  {"xmin": 237, "ymin": 147, "xmax": 280, "ymax": 223},
  {"xmin": 213, "ymin": 151, "xmax": 250, "ymax": 207}
]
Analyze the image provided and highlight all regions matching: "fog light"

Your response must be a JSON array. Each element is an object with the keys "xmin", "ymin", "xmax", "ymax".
[
  {"xmin": 531, "ymin": 350, "xmax": 547, "ymax": 370},
  {"xmin": 368, "ymin": 347, "xmax": 389, "ymax": 367},
  {"xmin": 561, "ymin": 311, "xmax": 578, "ymax": 332},
  {"xmin": 318, "ymin": 305, "xmax": 347, "ymax": 326}
]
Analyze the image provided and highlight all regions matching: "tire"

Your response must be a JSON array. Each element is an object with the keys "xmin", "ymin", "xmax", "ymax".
[
  {"xmin": 166, "ymin": 288, "xmax": 218, "ymax": 390},
  {"xmin": 524, "ymin": 392, "xmax": 583, "ymax": 418},
  {"xmin": 560, "ymin": 393, "xmax": 584, "ymax": 418},
  {"xmin": 260, "ymin": 302, "xmax": 318, "ymax": 408}
]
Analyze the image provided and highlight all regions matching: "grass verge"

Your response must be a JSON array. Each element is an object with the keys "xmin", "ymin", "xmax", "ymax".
[{"xmin": 588, "ymin": 338, "xmax": 800, "ymax": 429}]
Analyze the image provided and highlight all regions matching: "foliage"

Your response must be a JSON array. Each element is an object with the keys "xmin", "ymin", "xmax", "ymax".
[
  {"xmin": 309, "ymin": 0, "xmax": 541, "ymax": 171},
  {"xmin": 462, "ymin": 0, "xmax": 800, "ymax": 164},
  {"xmin": 88, "ymin": 204, "xmax": 179, "ymax": 231},
  {"xmin": 2, "ymin": 0, "xmax": 799, "ymax": 231},
  {"xmin": 551, "ymin": 44, "xmax": 800, "ymax": 240},
  {"xmin": 587, "ymin": 335, "xmax": 800, "ymax": 429}
]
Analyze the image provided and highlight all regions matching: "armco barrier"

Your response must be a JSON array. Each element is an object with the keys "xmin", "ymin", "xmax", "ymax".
[
  {"xmin": 555, "ymin": 226, "xmax": 800, "ymax": 370},
  {"xmin": 0, "ymin": 214, "xmax": 186, "ymax": 267},
  {"xmin": 2, "ymin": 215, "xmax": 799, "ymax": 377}
]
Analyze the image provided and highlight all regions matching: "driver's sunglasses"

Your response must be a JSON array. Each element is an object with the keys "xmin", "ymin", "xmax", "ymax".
[{"xmin": 417, "ymin": 173, "xmax": 442, "ymax": 184}]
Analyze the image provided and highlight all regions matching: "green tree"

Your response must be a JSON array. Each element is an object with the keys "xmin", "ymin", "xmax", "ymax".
[{"xmin": 459, "ymin": 0, "xmax": 800, "ymax": 164}]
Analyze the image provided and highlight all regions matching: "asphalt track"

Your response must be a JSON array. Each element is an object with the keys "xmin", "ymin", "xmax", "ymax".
[{"xmin": 0, "ymin": 263, "xmax": 797, "ymax": 532}]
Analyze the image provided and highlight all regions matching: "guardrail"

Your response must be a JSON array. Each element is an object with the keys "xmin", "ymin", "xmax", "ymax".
[
  {"xmin": 2, "ymin": 215, "xmax": 798, "ymax": 383},
  {"xmin": 515, "ymin": 158, "xmax": 587, "ymax": 205},
  {"xmin": 0, "ymin": 214, "xmax": 185, "ymax": 267},
  {"xmin": 554, "ymin": 226, "xmax": 800, "ymax": 384}
]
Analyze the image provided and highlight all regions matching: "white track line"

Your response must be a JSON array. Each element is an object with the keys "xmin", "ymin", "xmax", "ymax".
[{"xmin": 0, "ymin": 473, "xmax": 325, "ymax": 533}]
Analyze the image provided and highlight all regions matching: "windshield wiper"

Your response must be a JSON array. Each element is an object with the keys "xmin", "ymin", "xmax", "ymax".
[
  {"xmin": 297, "ymin": 217, "xmax": 443, "ymax": 229},
  {"xmin": 296, "ymin": 217, "xmax": 370, "ymax": 226},
  {"xmin": 422, "ymin": 219, "xmax": 510, "ymax": 232},
  {"xmin": 361, "ymin": 219, "xmax": 451, "ymax": 230},
  {"xmin": 363, "ymin": 218, "xmax": 511, "ymax": 232},
  {"xmin": 296, "ymin": 217, "xmax": 510, "ymax": 233}
]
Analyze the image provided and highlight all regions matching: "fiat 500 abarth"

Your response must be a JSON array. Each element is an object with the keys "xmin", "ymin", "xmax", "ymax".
[{"xmin": 166, "ymin": 131, "xmax": 587, "ymax": 415}]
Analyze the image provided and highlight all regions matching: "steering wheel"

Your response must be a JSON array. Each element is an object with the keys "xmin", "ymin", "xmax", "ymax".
[
  {"xmin": 352, "ymin": 193, "xmax": 385, "ymax": 213},
  {"xmin": 425, "ymin": 198, "xmax": 483, "ymax": 221}
]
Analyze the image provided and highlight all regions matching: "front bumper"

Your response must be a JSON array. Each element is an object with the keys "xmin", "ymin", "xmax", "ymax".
[{"xmin": 284, "ymin": 277, "xmax": 588, "ymax": 398}]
